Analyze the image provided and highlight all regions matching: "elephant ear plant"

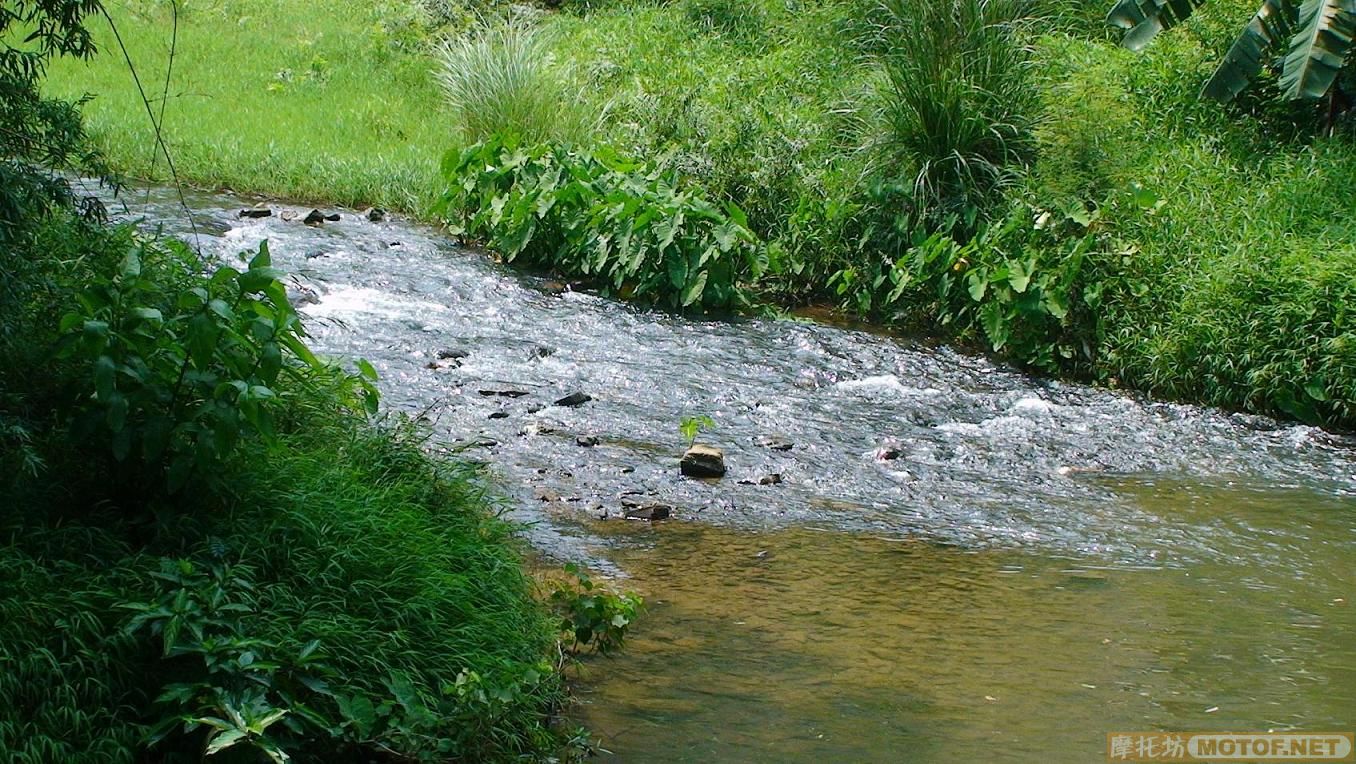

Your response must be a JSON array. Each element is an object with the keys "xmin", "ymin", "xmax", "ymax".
[{"xmin": 1108, "ymin": 0, "xmax": 1356, "ymax": 104}]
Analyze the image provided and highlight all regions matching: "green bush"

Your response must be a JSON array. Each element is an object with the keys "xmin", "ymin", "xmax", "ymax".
[
  {"xmin": 830, "ymin": 198, "xmax": 1122, "ymax": 374},
  {"xmin": 550, "ymin": 563, "xmax": 643, "ymax": 655},
  {"xmin": 434, "ymin": 15, "xmax": 596, "ymax": 148},
  {"xmin": 439, "ymin": 134, "xmax": 768, "ymax": 311},
  {"xmin": 53, "ymin": 239, "xmax": 378, "ymax": 493}
]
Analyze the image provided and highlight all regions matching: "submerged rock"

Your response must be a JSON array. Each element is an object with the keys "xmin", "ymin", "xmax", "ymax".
[
  {"xmin": 738, "ymin": 473, "xmax": 783, "ymax": 486},
  {"xmin": 437, "ymin": 348, "xmax": 470, "ymax": 360},
  {"xmin": 681, "ymin": 444, "xmax": 726, "ymax": 478},
  {"xmin": 624, "ymin": 504, "xmax": 671, "ymax": 521},
  {"xmin": 874, "ymin": 446, "xmax": 904, "ymax": 461},
  {"xmin": 576, "ymin": 435, "xmax": 599, "ymax": 447},
  {"xmin": 554, "ymin": 392, "xmax": 591, "ymax": 407},
  {"xmin": 757, "ymin": 435, "xmax": 795, "ymax": 451},
  {"xmin": 479, "ymin": 389, "xmax": 530, "ymax": 398},
  {"xmin": 364, "ymin": 207, "xmax": 386, "ymax": 222},
  {"xmin": 303, "ymin": 209, "xmax": 326, "ymax": 226},
  {"xmin": 239, "ymin": 206, "xmax": 272, "ymax": 219}
]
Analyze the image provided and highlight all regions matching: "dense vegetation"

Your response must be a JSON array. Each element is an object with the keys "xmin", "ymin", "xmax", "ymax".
[
  {"xmin": 3, "ymin": 1, "xmax": 626, "ymax": 759},
  {"xmin": 43, "ymin": 0, "xmax": 1356, "ymax": 428}
]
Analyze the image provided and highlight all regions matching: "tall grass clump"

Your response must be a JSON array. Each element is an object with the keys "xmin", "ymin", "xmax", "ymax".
[
  {"xmin": 870, "ymin": 0, "xmax": 1040, "ymax": 231},
  {"xmin": 434, "ymin": 15, "xmax": 596, "ymax": 147}
]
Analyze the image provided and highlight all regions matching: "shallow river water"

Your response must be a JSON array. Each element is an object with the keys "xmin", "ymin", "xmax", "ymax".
[{"xmin": 105, "ymin": 184, "xmax": 1356, "ymax": 762}]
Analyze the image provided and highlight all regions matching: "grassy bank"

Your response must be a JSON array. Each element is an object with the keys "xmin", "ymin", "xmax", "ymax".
[
  {"xmin": 47, "ymin": 0, "xmax": 450, "ymax": 210},
  {"xmin": 1, "ymin": 203, "xmax": 570, "ymax": 759},
  {"xmin": 45, "ymin": 0, "xmax": 1356, "ymax": 426}
]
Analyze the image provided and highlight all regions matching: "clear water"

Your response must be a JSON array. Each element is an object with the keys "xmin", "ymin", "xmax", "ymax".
[{"xmin": 102, "ymin": 184, "xmax": 1356, "ymax": 761}]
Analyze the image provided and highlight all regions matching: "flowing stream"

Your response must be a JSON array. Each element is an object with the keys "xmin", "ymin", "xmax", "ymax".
[{"xmin": 105, "ymin": 184, "xmax": 1356, "ymax": 762}]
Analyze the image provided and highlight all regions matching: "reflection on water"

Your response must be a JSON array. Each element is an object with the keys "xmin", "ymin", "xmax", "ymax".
[
  {"xmin": 95, "ymin": 183, "xmax": 1356, "ymax": 762},
  {"xmin": 574, "ymin": 481, "xmax": 1355, "ymax": 762}
]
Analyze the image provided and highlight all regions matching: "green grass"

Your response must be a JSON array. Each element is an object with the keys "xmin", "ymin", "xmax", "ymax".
[
  {"xmin": 46, "ymin": 0, "xmax": 451, "ymax": 211},
  {"xmin": 434, "ymin": 15, "xmax": 596, "ymax": 147}
]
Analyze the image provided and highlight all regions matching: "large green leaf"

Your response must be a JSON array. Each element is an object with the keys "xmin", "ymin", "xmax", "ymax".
[
  {"xmin": 1279, "ymin": 0, "xmax": 1356, "ymax": 98},
  {"xmin": 1202, "ymin": 0, "xmax": 1297, "ymax": 101},
  {"xmin": 1108, "ymin": 0, "xmax": 1207, "ymax": 51}
]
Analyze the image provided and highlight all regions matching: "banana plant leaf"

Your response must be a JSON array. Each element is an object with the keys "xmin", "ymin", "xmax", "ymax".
[
  {"xmin": 1202, "ymin": 0, "xmax": 1297, "ymax": 101},
  {"xmin": 1279, "ymin": 0, "xmax": 1356, "ymax": 98},
  {"xmin": 1108, "ymin": 0, "xmax": 1207, "ymax": 50}
]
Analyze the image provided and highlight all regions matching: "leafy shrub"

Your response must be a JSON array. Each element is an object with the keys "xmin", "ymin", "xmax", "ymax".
[
  {"xmin": 121, "ymin": 559, "xmax": 326, "ymax": 763},
  {"xmin": 55, "ymin": 240, "xmax": 379, "ymax": 493},
  {"xmin": 830, "ymin": 198, "xmax": 1125, "ymax": 374},
  {"xmin": 434, "ymin": 15, "xmax": 596, "ymax": 147},
  {"xmin": 439, "ymin": 133, "xmax": 768, "ymax": 311},
  {"xmin": 869, "ymin": 0, "xmax": 1040, "ymax": 231},
  {"xmin": 550, "ymin": 564, "xmax": 642, "ymax": 655}
]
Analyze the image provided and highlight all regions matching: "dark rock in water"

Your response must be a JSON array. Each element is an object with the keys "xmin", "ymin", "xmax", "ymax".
[
  {"xmin": 576, "ymin": 435, "xmax": 599, "ymax": 447},
  {"xmin": 526, "ymin": 403, "xmax": 546, "ymax": 414},
  {"xmin": 437, "ymin": 348, "xmax": 470, "ymax": 360},
  {"xmin": 479, "ymin": 389, "xmax": 530, "ymax": 398},
  {"xmin": 554, "ymin": 392, "xmax": 591, "ymax": 407},
  {"xmin": 681, "ymin": 444, "xmax": 726, "ymax": 478},
  {"xmin": 304, "ymin": 250, "xmax": 328, "ymax": 259},
  {"xmin": 239, "ymin": 207, "xmax": 272, "ymax": 219},
  {"xmin": 541, "ymin": 280, "xmax": 569, "ymax": 295},
  {"xmin": 303, "ymin": 209, "xmax": 326, "ymax": 225},
  {"xmin": 759, "ymin": 473, "xmax": 783, "ymax": 485},
  {"xmin": 387, "ymin": 241, "xmax": 402, "ymax": 248},
  {"xmin": 324, "ymin": 212, "xmax": 341, "ymax": 222},
  {"xmin": 364, "ymin": 207, "xmax": 386, "ymax": 222},
  {"xmin": 527, "ymin": 345, "xmax": 554, "ymax": 360},
  {"xmin": 875, "ymin": 446, "xmax": 904, "ymax": 461},
  {"xmin": 285, "ymin": 284, "xmax": 320, "ymax": 306},
  {"xmin": 620, "ymin": 466, "xmax": 635, "ymax": 474},
  {"xmin": 757, "ymin": 435, "xmax": 795, "ymax": 451},
  {"xmin": 624, "ymin": 504, "xmax": 671, "ymax": 521},
  {"xmin": 488, "ymin": 411, "xmax": 509, "ymax": 420}
]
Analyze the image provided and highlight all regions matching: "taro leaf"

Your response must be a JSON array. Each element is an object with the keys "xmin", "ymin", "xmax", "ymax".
[
  {"xmin": 979, "ymin": 300, "xmax": 1010, "ymax": 351},
  {"xmin": 1203, "ymin": 0, "xmax": 1297, "ymax": 101},
  {"xmin": 1279, "ymin": 0, "xmax": 1356, "ymax": 99},
  {"xmin": 1109, "ymin": 0, "xmax": 1207, "ymax": 50},
  {"xmin": 681, "ymin": 270, "xmax": 709, "ymax": 308},
  {"xmin": 967, "ymin": 270, "xmax": 989, "ymax": 301},
  {"xmin": 667, "ymin": 254, "xmax": 688, "ymax": 290}
]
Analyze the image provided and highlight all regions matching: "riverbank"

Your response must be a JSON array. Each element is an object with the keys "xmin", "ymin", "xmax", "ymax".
[
  {"xmin": 0, "ymin": 204, "xmax": 573, "ymax": 759},
  {"xmin": 45, "ymin": 0, "xmax": 1356, "ymax": 428}
]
